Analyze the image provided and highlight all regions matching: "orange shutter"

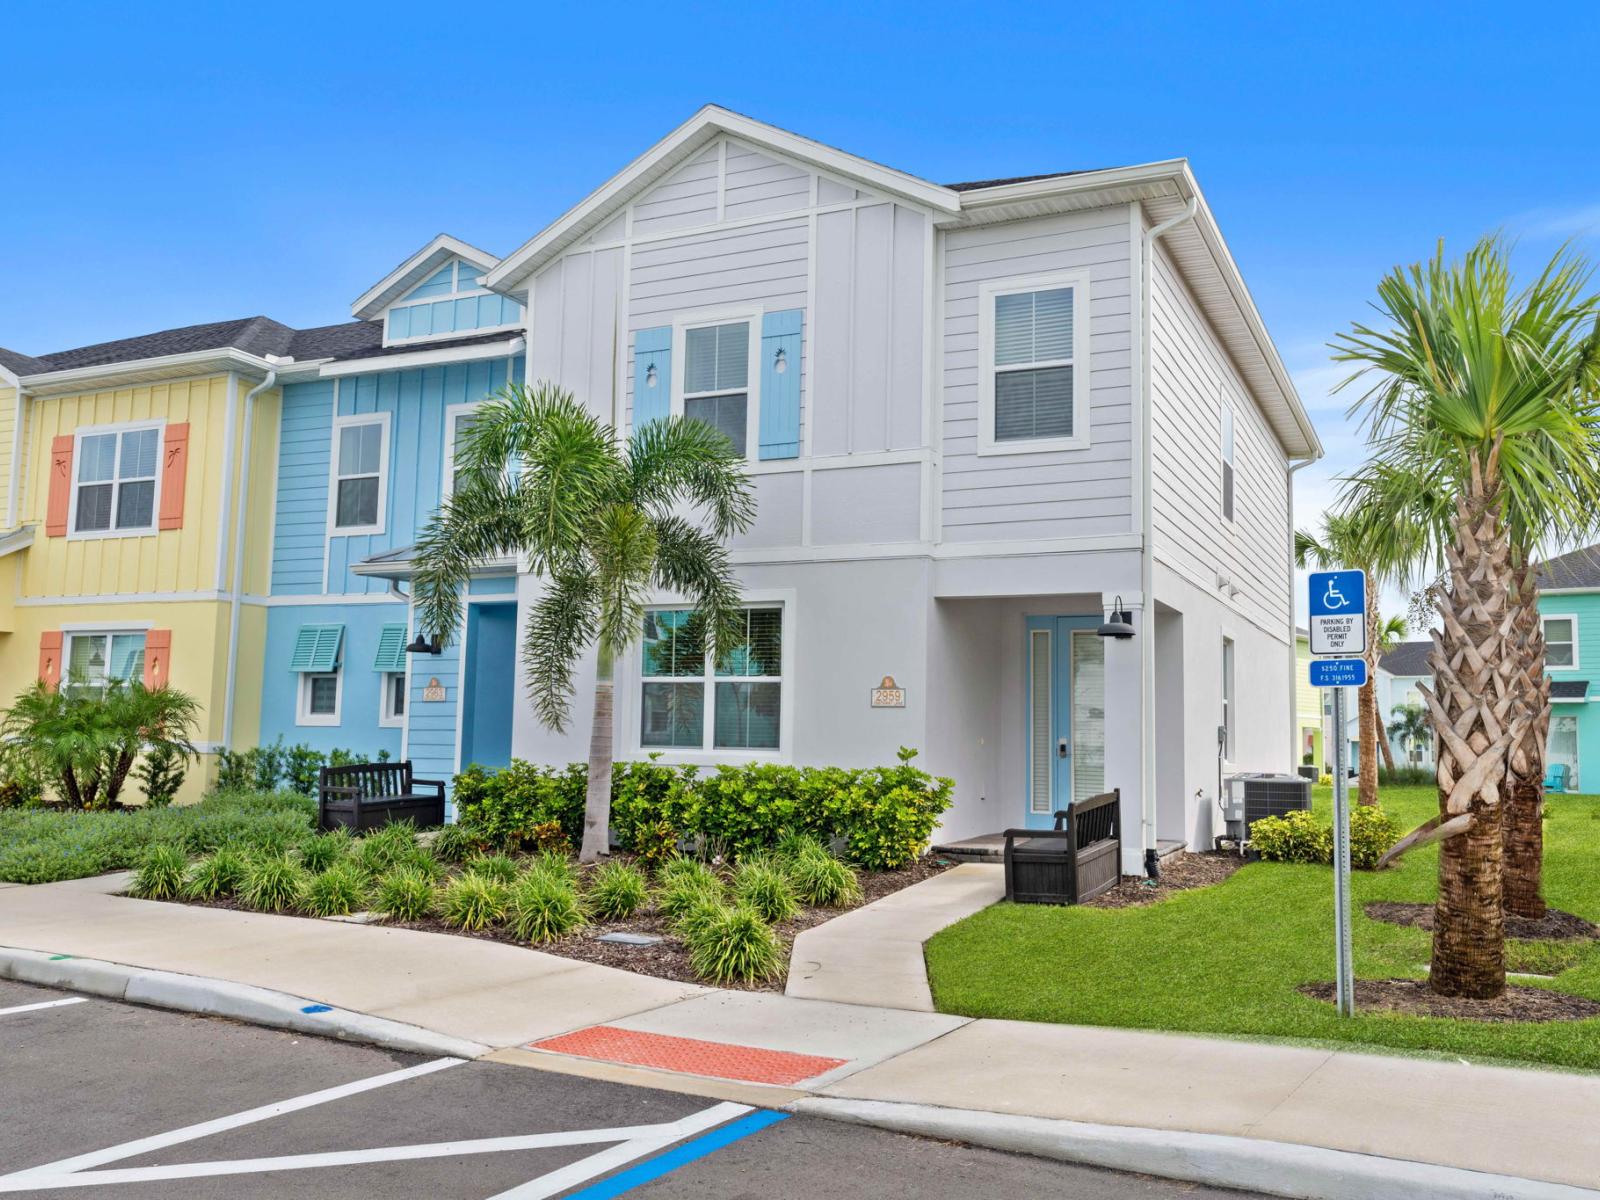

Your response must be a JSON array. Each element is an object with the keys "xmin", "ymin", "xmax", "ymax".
[
  {"xmin": 144, "ymin": 629, "xmax": 172, "ymax": 689},
  {"xmin": 158, "ymin": 422, "xmax": 189, "ymax": 530},
  {"xmin": 45, "ymin": 435, "xmax": 73, "ymax": 536},
  {"xmin": 37, "ymin": 631, "xmax": 62, "ymax": 689}
]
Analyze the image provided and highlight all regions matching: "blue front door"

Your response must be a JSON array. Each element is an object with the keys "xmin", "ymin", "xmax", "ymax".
[
  {"xmin": 461, "ymin": 602, "xmax": 516, "ymax": 771},
  {"xmin": 1023, "ymin": 616, "xmax": 1105, "ymax": 829}
]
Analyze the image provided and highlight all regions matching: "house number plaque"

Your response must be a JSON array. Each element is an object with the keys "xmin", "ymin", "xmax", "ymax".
[
  {"xmin": 422, "ymin": 677, "xmax": 446, "ymax": 702},
  {"xmin": 870, "ymin": 676, "xmax": 906, "ymax": 708}
]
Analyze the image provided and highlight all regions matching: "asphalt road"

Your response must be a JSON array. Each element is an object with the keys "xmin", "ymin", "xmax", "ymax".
[{"xmin": 0, "ymin": 978, "xmax": 1253, "ymax": 1198}]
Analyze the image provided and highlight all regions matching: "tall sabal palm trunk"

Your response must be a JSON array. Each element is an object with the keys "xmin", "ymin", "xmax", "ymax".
[
  {"xmin": 1357, "ymin": 605, "xmax": 1382, "ymax": 804},
  {"xmin": 1423, "ymin": 451, "xmax": 1521, "ymax": 998},
  {"xmin": 1503, "ymin": 555, "xmax": 1549, "ymax": 919}
]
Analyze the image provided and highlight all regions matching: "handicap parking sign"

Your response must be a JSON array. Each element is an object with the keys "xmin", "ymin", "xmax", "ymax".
[
  {"xmin": 1308, "ymin": 569, "xmax": 1367, "ymax": 656},
  {"xmin": 1309, "ymin": 657, "xmax": 1368, "ymax": 688}
]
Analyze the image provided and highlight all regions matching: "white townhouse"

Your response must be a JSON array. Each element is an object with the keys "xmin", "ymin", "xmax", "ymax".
[{"xmin": 476, "ymin": 107, "xmax": 1321, "ymax": 874}]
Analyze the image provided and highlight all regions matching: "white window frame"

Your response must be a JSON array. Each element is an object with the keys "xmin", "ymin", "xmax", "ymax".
[
  {"xmin": 61, "ymin": 627, "xmax": 149, "ymax": 696},
  {"xmin": 378, "ymin": 670, "xmax": 407, "ymax": 728},
  {"xmin": 1222, "ymin": 636, "xmax": 1236, "ymax": 762},
  {"xmin": 67, "ymin": 420, "xmax": 165, "ymax": 540},
  {"xmin": 634, "ymin": 597, "xmax": 792, "ymax": 761},
  {"xmin": 1220, "ymin": 395, "xmax": 1236, "ymax": 523},
  {"xmin": 672, "ymin": 307, "xmax": 763, "ymax": 461},
  {"xmin": 383, "ymin": 261, "xmax": 524, "ymax": 348},
  {"xmin": 327, "ymin": 412, "xmax": 391, "ymax": 537},
  {"xmin": 1543, "ymin": 614, "xmax": 1579, "ymax": 669},
  {"xmin": 976, "ymin": 270, "xmax": 1092, "ymax": 456},
  {"xmin": 297, "ymin": 668, "xmax": 343, "ymax": 727},
  {"xmin": 443, "ymin": 400, "xmax": 486, "ymax": 501}
]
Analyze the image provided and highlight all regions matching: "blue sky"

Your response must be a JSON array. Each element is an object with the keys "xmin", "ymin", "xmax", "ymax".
[{"xmin": 4, "ymin": 2, "xmax": 1598, "ymax": 624}]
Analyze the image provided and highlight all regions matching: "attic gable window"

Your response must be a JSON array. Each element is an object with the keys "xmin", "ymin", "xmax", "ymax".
[
  {"xmin": 384, "ymin": 260, "xmax": 523, "ymax": 345},
  {"xmin": 977, "ymin": 271, "xmax": 1091, "ymax": 455}
]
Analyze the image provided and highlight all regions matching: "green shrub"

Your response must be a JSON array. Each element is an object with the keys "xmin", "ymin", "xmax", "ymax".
[
  {"xmin": 133, "ymin": 742, "xmax": 187, "ymax": 807},
  {"xmin": 733, "ymin": 861, "xmax": 797, "ymax": 924},
  {"xmin": 686, "ymin": 905, "xmax": 782, "ymax": 983},
  {"xmin": 351, "ymin": 822, "xmax": 418, "ymax": 876},
  {"xmin": 300, "ymin": 862, "xmax": 368, "ymax": 917},
  {"xmin": 438, "ymin": 872, "xmax": 510, "ymax": 930},
  {"xmin": 1250, "ymin": 811, "xmax": 1333, "ymax": 865},
  {"xmin": 657, "ymin": 859, "xmax": 724, "ymax": 917},
  {"xmin": 129, "ymin": 844, "xmax": 188, "ymax": 900},
  {"xmin": 374, "ymin": 866, "xmax": 436, "ymax": 921},
  {"xmin": 1377, "ymin": 765, "xmax": 1433, "ymax": 787},
  {"xmin": 183, "ymin": 847, "xmax": 246, "ymax": 900},
  {"xmin": 527, "ymin": 850, "xmax": 579, "ymax": 888},
  {"xmin": 1350, "ymin": 805, "xmax": 1401, "ymax": 870},
  {"xmin": 299, "ymin": 830, "xmax": 352, "ymax": 873},
  {"xmin": 824, "ymin": 748, "xmax": 953, "ymax": 869},
  {"xmin": 429, "ymin": 823, "xmax": 484, "ymax": 863},
  {"xmin": 672, "ymin": 895, "xmax": 729, "ymax": 942},
  {"xmin": 465, "ymin": 853, "xmax": 520, "ymax": 884},
  {"xmin": 786, "ymin": 845, "xmax": 862, "ymax": 907},
  {"xmin": 452, "ymin": 760, "xmax": 587, "ymax": 851},
  {"xmin": 240, "ymin": 854, "xmax": 309, "ymax": 912},
  {"xmin": 586, "ymin": 861, "xmax": 649, "ymax": 920},
  {"xmin": 508, "ymin": 872, "xmax": 586, "ymax": 942}
]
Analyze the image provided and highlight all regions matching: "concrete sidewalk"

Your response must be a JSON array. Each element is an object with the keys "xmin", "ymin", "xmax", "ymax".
[{"xmin": 3, "ymin": 872, "xmax": 1599, "ymax": 1196}]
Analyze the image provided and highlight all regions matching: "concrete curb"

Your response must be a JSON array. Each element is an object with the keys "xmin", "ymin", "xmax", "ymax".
[
  {"xmin": 792, "ymin": 1097, "xmax": 1600, "ymax": 1200},
  {"xmin": 0, "ymin": 946, "xmax": 491, "ymax": 1061}
]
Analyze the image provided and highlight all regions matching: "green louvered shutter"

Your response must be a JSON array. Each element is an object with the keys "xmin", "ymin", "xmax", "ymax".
[
  {"xmin": 373, "ymin": 624, "xmax": 408, "ymax": 673},
  {"xmin": 289, "ymin": 624, "xmax": 344, "ymax": 672}
]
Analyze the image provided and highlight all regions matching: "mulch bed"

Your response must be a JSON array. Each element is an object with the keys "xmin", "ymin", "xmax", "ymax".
[
  {"xmin": 1084, "ymin": 851, "xmax": 1244, "ymax": 909},
  {"xmin": 1364, "ymin": 901, "xmax": 1599, "ymax": 941},
  {"xmin": 1299, "ymin": 978, "xmax": 1600, "ymax": 1023}
]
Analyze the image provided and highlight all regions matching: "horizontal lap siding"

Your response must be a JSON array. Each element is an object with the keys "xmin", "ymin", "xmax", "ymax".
[
  {"xmin": 1149, "ymin": 242, "xmax": 1289, "ymax": 633},
  {"xmin": 631, "ymin": 145, "xmax": 719, "ymax": 236},
  {"xmin": 940, "ymin": 208, "xmax": 1134, "ymax": 542},
  {"xmin": 723, "ymin": 142, "xmax": 810, "ymax": 221}
]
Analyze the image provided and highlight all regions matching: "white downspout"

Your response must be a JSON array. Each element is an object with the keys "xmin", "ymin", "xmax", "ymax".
[
  {"xmin": 221, "ymin": 360, "xmax": 284, "ymax": 748},
  {"xmin": 1138, "ymin": 196, "xmax": 1198, "ymax": 880},
  {"xmin": 1286, "ymin": 455, "xmax": 1318, "ymax": 769}
]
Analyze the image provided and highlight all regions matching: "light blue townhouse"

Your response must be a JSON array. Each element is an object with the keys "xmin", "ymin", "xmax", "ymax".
[
  {"xmin": 1535, "ymin": 544, "xmax": 1600, "ymax": 791},
  {"xmin": 257, "ymin": 236, "xmax": 525, "ymax": 792}
]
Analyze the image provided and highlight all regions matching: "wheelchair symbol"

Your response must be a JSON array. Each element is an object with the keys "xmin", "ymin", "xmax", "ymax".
[{"xmin": 1322, "ymin": 578, "xmax": 1350, "ymax": 610}]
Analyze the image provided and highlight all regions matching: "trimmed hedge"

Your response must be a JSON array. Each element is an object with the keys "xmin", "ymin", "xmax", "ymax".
[
  {"xmin": 452, "ymin": 747, "xmax": 953, "ymax": 869},
  {"xmin": 1250, "ymin": 805, "xmax": 1400, "ymax": 870}
]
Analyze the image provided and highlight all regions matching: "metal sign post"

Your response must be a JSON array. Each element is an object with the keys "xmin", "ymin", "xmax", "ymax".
[{"xmin": 1307, "ymin": 569, "xmax": 1365, "ymax": 1018}]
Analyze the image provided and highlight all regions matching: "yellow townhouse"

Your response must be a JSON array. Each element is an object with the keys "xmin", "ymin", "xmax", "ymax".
[{"xmin": 0, "ymin": 319, "xmax": 292, "ymax": 799}]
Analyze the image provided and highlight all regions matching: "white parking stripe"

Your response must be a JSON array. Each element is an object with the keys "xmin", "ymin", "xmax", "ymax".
[
  {"xmin": 0, "ymin": 998, "xmax": 87, "ymax": 1018},
  {"xmin": 0, "ymin": 1056, "xmax": 463, "ymax": 1183}
]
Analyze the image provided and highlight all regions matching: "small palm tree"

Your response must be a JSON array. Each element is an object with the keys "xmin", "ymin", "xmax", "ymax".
[
  {"xmin": 2, "ymin": 681, "xmax": 200, "ymax": 810},
  {"xmin": 412, "ymin": 382, "xmax": 755, "ymax": 861},
  {"xmin": 1387, "ymin": 702, "xmax": 1430, "ymax": 767},
  {"xmin": 1335, "ymin": 235, "xmax": 1600, "ymax": 997}
]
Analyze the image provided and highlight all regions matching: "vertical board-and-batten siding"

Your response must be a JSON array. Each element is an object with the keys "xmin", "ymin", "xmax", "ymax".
[
  {"xmin": 1149, "ymin": 240, "xmax": 1290, "ymax": 633},
  {"xmin": 940, "ymin": 208, "xmax": 1135, "ymax": 541}
]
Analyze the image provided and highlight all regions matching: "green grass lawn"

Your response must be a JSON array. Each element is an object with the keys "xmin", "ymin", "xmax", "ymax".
[{"xmin": 926, "ymin": 785, "xmax": 1600, "ymax": 1070}]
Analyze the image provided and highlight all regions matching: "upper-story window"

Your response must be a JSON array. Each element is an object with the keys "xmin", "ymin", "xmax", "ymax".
[
  {"xmin": 444, "ymin": 401, "xmax": 485, "ymax": 500},
  {"xmin": 1221, "ymin": 397, "xmax": 1236, "ymax": 522},
  {"xmin": 978, "ymin": 272, "xmax": 1090, "ymax": 455},
  {"xmin": 385, "ymin": 260, "xmax": 523, "ymax": 345},
  {"xmin": 1544, "ymin": 615, "xmax": 1578, "ymax": 668},
  {"xmin": 72, "ymin": 423, "xmax": 160, "ymax": 536},
  {"xmin": 330, "ymin": 414, "xmax": 389, "ymax": 536},
  {"xmin": 681, "ymin": 320, "xmax": 753, "ymax": 458}
]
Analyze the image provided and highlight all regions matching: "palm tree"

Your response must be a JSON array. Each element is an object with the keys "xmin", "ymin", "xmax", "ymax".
[
  {"xmin": 1372, "ymin": 614, "xmax": 1408, "ymax": 773},
  {"xmin": 1387, "ymin": 701, "xmax": 1430, "ymax": 767},
  {"xmin": 411, "ymin": 382, "xmax": 755, "ymax": 861},
  {"xmin": 1334, "ymin": 236, "xmax": 1600, "ymax": 997},
  {"xmin": 1296, "ymin": 517, "xmax": 1406, "ymax": 806}
]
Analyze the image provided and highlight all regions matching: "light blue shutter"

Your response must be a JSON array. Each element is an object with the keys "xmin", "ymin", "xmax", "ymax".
[
  {"xmin": 289, "ymin": 625, "xmax": 344, "ymax": 672},
  {"xmin": 373, "ymin": 624, "xmax": 408, "ymax": 673},
  {"xmin": 759, "ymin": 309, "xmax": 802, "ymax": 460},
  {"xmin": 633, "ymin": 327, "xmax": 672, "ymax": 431}
]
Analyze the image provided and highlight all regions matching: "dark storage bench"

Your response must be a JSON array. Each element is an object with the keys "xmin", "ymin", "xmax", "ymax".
[
  {"xmin": 1003, "ymin": 788, "xmax": 1122, "ymax": 905},
  {"xmin": 317, "ymin": 760, "xmax": 445, "ymax": 832}
]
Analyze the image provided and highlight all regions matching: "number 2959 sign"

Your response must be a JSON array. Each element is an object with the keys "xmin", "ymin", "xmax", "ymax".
[{"xmin": 1308, "ymin": 569, "xmax": 1367, "ymax": 656}]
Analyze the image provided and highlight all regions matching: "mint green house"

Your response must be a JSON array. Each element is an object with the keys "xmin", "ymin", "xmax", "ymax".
[{"xmin": 1536, "ymin": 545, "xmax": 1600, "ymax": 792}]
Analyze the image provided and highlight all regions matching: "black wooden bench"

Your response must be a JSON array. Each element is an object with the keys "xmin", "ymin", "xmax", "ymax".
[
  {"xmin": 1002, "ymin": 788, "xmax": 1122, "ymax": 905},
  {"xmin": 317, "ymin": 760, "xmax": 446, "ymax": 833}
]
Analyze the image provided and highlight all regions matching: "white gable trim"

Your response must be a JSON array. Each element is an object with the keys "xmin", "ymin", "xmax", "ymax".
[
  {"xmin": 485, "ymin": 105, "xmax": 961, "ymax": 292},
  {"xmin": 351, "ymin": 234, "xmax": 502, "ymax": 320}
]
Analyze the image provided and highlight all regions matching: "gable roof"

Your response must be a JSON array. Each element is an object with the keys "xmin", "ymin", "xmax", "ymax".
[
  {"xmin": 482, "ymin": 105, "xmax": 1319, "ymax": 459},
  {"xmin": 1379, "ymin": 640, "xmax": 1432, "ymax": 678},
  {"xmin": 350, "ymin": 234, "xmax": 501, "ymax": 321},
  {"xmin": 5, "ymin": 316, "xmax": 297, "ymax": 376},
  {"xmin": 1538, "ymin": 544, "xmax": 1600, "ymax": 590}
]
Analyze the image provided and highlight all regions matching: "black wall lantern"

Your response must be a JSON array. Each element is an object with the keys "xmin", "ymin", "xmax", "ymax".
[
  {"xmin": 406, "ymin": 632, "xmax": 443, "ymax": 655},
  {"xmin": 1097, "ymin": 596, "xmax": 1135, "ymax": 639}
]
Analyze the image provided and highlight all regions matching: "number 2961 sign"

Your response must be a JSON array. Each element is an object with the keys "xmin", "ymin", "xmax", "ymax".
[{"xmin": 1308, "ymin": 569, "xmax": 1367, "ymax": 656}]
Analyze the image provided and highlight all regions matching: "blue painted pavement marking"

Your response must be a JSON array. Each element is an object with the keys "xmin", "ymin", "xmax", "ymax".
[
  {"xmin": 300, "ymin": 1004, "xmax": 333, "ymax": 1014},
  {"xmin": 561, "ymin": 1109, "xmax": 789, "ymax": 1199}
]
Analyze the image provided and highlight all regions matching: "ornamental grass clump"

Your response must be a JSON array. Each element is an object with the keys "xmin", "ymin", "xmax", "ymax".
[
  {"xmin": 299, "ymin": 830, "xmax": 352, "ymax": 873},
  {"xmin": 129, "ymin": 843, "xmax": 188, "ymax": 900},
  {"xmin": 428, "ymin": 823, "xmax": 482, "ymax": 863},
  {"xmin": 300, "ymin": 861, "xmax": 368, "ymax": 917},
  {"xmin": 785, "ymin": 844, "xmax": 863, "ymax": 908},
  {"xmin": 464, "ymin": 853, "xmax": 520, "ymax": 884},
  {"xmin": 526, "ymin": 850, "xmax": 579, "ymax": 888},
  {"xmin": 240, "ymin": 854, "xmax": 310, "ymax": 913},
  {"xmin": 183, "ymin": 847, "xmax": 247, "ymax": 901},
  {"xmin": 732, "ymin": 860, "xmax": 797, "ymax": 924},
  {"xmin": 373, "ymin": 866, "xmax": 437, "ymax": 922},
  {"xmin": 687, "ymin": 905, "xmax": 782, "ymax": 984},
  {"xmin": 352, "ymin": 821, "xmax": 419, "ymax": 876},
  {"xmin": 657, "ymin": 862, "xmax": 725, "ymax": 923},
  {"xmin": 508, "ymin": 872, "xmax": 586, "ymax": 943},
  {"xmin": 585, "ymin": 861, "xmax": 649, "ymax": 920},
  {"xmin": 671, "ymin": 894, "xmax": 729, "ymax": 943},
  {"xmin": 438, "ymin": 872, "xmax": 510, "ymax": 931}
]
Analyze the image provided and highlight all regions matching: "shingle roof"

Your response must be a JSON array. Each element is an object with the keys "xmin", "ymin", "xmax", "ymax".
[
  {"xmin": 943, "ymin": 171, "xmax": 1088, "ymax": 192},
  {"xmin": 1552, "ymin": 679, "xmax": 1589, "ymax": 700},
  {"xmin": 1380, "ymin": 640, "xmax": 1432, "ymax": 677},
  {"xmin": 1538, "ymin": 545, "xmax": 1600, "ymax": 590},
  {"xmin": 322, "ymin": 329, "xmax": 518, "ymax": 363},
  {"xmin": 0, "ymin": 347, "xmax": 51, "ymax": 376}
]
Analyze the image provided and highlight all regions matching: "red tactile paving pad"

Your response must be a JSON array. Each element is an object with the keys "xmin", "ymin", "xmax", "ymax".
[{"xmin": 528, "ymin": 1025, "xmax": 848, "ymax": 1085}]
